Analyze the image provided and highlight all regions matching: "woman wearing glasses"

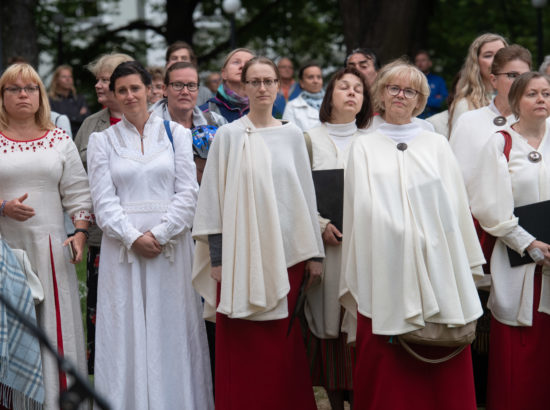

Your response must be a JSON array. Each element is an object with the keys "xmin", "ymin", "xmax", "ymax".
[
  {"xmin": 87, "ymin": 61, "xmax": 213, "ymax": 410},
  {"xmin": 448, "ymin": 33, "xmax": 507, "ymax": 132},
  {"xmin": 340, "ymin": 61, "xmax": 484, "ymax": 410},
  {"xmin": 193, "ymin": 56, "xmax": 324, "ymax": 410},
  {"xmin": 150, "ymin": 61, "xmax": 226, "ymax": 183},
  {"xmin": 451, "ymin": 45, "xmax": 531, "ymax": 189},
  {"xmin": 0, "ymin": 63, "xmax": 92, "ymax": 409},
  {"xmin": 449, "ymin": 45, "xmax": 532, "ymax": 407},
  {"xmin": 468, "ymin": 72, "xmax": 550, "ymax": 410}
]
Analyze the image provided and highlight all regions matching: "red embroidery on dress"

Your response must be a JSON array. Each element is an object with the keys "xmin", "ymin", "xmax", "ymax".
[{"xmin": 0, "ymin": 129, "xmax": 70, "ymax": 153}]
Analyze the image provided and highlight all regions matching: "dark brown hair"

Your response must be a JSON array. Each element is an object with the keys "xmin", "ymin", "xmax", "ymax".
[
  {"xmin": 298, "ymin": 61, "xmax": 321, "ymax": 80},
  {"xmin": 241, "ymin": 56, "xmax": 280, "ymax": 83},
  {"xmin": 165, "ymin": 41, "xmax": 197, "ymax": 66},
  {"xmin": 319, "ymin": 67, "xmax": 373, "ymax": 129},
  {"xmin": 508, "ymin": 72, "xmax": 550, "ymax": 117},
  {"xmin": 491, "ymin": 45, "xmax": 532, "ymax": 75}
]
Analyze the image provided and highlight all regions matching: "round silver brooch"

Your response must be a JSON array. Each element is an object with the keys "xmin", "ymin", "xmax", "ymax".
[
  {"xmin": 397, "ymin": 143, "xmax": 408, "ymax": 151},
  {"xmin": 528, "ymin": 151, "xmax": 542, "ymax": 163},
  {"xmin": 245, "ymin": 127, "xmax": 252, "ymax": 135},
  {"xmin": 493, "ymin": 116, "xmax": 506, "ymax": 126}
]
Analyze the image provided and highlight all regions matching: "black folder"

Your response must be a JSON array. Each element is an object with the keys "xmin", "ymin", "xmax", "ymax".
[
  {"xmin": 312, "ymin": 169, "xmax": 344, "ymax": 233},
  {"xmin": 507, "ymin": 199, "xmax": 550, "ymax": 266}
]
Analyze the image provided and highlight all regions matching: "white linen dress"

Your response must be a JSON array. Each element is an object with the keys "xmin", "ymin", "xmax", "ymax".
[
  {"xmin": 0, "ymin": 128, "xmax": 91, "ymax": 410},
  {"xmin": 87, "ymin": 115, "xmax": 213, "ymax": 410}
]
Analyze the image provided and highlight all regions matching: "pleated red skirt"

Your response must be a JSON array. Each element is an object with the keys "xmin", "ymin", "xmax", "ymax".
[
  {"xmin": 214, "ymin": 262, "xmax": 317, "ymax": 410},
  {"xmin": 487, "ymin": 270, "xmax": 550, "ymax": 410},
  {"xmin": 354, "ymin": 314, "xmax": 477, "ymax": 410}
]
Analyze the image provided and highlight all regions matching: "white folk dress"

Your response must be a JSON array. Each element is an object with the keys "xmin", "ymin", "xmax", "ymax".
[
  {"xmin": 87, "ymin": 115, "xmax": 213, "ymax": 410},
  {"xmin": 0, "ymin": 128, "xmax": 92, "ymax": 410}
]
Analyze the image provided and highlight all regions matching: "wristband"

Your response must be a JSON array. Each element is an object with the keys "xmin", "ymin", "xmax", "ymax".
[
  {"xmin": 0, "ymin": 200, "xmax": 6, "ymax": 217},
  {"xmin": 528, "ymin": 247, "xmax": 545, "ymax": 263},
  {"xmin": 74, "ymin": 228, "xmax": 89, "ymax": 239}
]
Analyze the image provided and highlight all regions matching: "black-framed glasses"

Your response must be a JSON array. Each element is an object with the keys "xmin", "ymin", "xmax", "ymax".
[
  {"xmin": 385, "ymin": 85, "xmax": 418, "ymax": 99},
  {"xmin": 168, "ymin": 82, "xmax": 199, "ymax": 92},
  {"xmin": 3, "ymin": 85, "xmax": 40, "ymax": 95},
  {"xmin": 494, "ymin": 72, "xmax": 521, "ymax": 80},
  {"xmin": 245, "ymin": 78, "xmax": 278, "ymax": 88}
]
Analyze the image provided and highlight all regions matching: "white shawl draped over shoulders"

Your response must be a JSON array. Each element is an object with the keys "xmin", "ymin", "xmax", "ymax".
[
  {"xmin": 339, "ymin": 129, "xmax": 484, "ymax": 341},
  {"xmin": 192, "ymin": 117, "xmax": 324, "ymax": 321}
]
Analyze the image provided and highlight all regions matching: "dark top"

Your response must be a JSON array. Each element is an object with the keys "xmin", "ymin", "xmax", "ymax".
[{"xmin": 49, "ymin": 92, "xmax": 90, "ymax": 136}]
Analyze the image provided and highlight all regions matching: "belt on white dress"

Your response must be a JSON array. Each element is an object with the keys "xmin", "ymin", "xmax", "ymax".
[{"xmin": 120, "ymin": 200, "xmax": 170, "ymax": 214}]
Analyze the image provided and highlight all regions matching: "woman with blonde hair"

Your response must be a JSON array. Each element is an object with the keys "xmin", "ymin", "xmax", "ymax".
[
  {"xmin": 449, "ymin": 33, "xmax": 507, "ymax": 131},
  {"xmin": 0, "ymin": 63, "xmax": 92, "ymax": 409},
  {"xmin": 200, "ymin": 48, "xmax": 255, "ymax": 123},
  {"xmin": 340, "ymin": 61, "xmax": 483, "ymax": 410},
  {"xmin": 73, "ymin": 52, "xmax": 134, "ymax": 375},
  {"xmin": 48, "ymin": 64, "xmax": 90, "ymax": 135}
]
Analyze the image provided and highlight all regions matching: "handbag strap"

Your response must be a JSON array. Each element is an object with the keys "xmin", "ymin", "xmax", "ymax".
[
  {"xmin": 398, "ymin": 337, "xmax": 467, "ymax": 364},
  {"xmin": 164, "ymin": 119, "xmax": 174, "ymax": 151},
  {"xmin": 497, "ymin": 130, "xmax": 512, "ymax": 161}
]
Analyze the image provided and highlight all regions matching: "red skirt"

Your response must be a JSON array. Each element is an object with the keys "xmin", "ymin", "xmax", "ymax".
[
  {"xmin": 354, "ymin": 314, "xmax": 477, "ymax": 410},
  {"xmin": 487, "ymin": 270, "xmax": 550, "ymax": 410},
  {"xmin": 215, "ymin": 262, "xmax": 316, "ymax": 410}
]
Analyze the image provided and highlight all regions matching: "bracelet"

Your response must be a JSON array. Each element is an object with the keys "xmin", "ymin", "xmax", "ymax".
[
  {"xmin": 74, "ymin": 228, "xmax": 89, "ymax": 239},
  {"xmin": 0, "ymin": 200, "xmax": 6, "ymax": 217}
]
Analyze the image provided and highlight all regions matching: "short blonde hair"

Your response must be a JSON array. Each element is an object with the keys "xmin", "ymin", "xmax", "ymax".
[
  {"xmin": 0, "ymin": 63, "xmax": 54, "ymax": 131},
  {"xmin": 371, "ymin": 59, "xmax": 430, "ymax": 118},
  {"xmin": 87, "ymin": 52, "xmax": 134, "ymax": 77}
]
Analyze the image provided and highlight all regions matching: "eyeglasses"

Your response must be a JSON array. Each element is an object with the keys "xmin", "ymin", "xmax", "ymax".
[
  {"xmin": 3, "ymin": 85, "xmax": 40, "ymax": 95},
  {"xmin": 168, "ymin": 82, "xmax": 199, "ymax": 92},
  {"xmin": 495, "ymin": 72, "xmax": 521, "ymax": 79},
  {"xmin": 245, "ymin": 79, "xmax": 278, "ymax": 88},
  {"xmin": 385, "ymin": 85, "xmax": 419, "ymax": 99}
]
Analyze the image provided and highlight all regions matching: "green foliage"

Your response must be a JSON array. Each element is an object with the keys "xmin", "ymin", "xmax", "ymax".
[
  {"xmin": 36, "ymin": 0, "xmax": 151, "ymax": 110},
  {"xmin": 192, "ymin": 0, "xmax": 345, "ymax": 71},
  {"xmin": 427, "ymin": 0, "xmax": 548, "ymax": 81}
]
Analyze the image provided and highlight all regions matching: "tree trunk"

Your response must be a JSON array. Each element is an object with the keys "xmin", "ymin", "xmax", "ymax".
[
  {"xmin": 339, "ymin": 0, "xmax": 434, "ymax": 65},
  {"xmin": 0, "ymin": 0, "xmax": 39, "ymax": 69},
  {"xmin": 165, "ymin": 0, "xmax": 200, "ymax": 45}
]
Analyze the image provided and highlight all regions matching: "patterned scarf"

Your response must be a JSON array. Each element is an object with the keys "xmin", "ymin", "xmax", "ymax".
[
  {"xmin": 301, "ymin": 90, "xmax": 325, "ymax": 110},
  {"xmin": 218, "ymin": 83, "xmax": 249, "ymax": 109},
  {"xmin": 0, "ymin": 239, "xmax": 44, "ymax": 410}
]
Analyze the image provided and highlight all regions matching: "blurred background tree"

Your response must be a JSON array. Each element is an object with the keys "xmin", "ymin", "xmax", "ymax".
[{"xmin": 0, "ymin": 0, "xmax": 548, "ymax": 110}]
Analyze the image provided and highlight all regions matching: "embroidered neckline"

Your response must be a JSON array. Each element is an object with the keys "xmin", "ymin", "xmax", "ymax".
[
  {"xmin": 0, "ymin": 129, "xmax": 70, "ymax": 154},
  {"xmin": 0, "ymin": 130, "xmax": 49, "ymax": 142}
]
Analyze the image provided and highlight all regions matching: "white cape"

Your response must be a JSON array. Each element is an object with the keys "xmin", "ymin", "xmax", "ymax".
[{"xmin": 339, "ymin": 130, "xmax": 484, "ymax": 341}]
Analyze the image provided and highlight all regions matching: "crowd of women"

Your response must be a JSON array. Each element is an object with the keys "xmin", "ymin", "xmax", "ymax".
[{"xmin": 0, "ymin": 31, "xmax": 549, "ymax": 410}]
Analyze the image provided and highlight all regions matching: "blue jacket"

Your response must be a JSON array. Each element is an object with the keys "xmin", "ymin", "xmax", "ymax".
[{"xmin": 419, "ymin": 73, "xmax": 448, "ymax": 119}]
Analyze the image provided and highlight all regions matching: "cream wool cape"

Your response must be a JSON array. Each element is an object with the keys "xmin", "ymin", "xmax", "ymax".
[
  {"xmin": 304, "ymin": 125, "xmax": 360, "ymax": 339},
  {"xmin": 450, "ymin": 101, "xmax": 516, "ymax": 189},
  {"xmin": 192, "ymin": 117, "xmax": 324, "ymax": 321},
  {"xmin": 339, "ymin": 129, "xmax": 484, "ymax": 342},
  {"xmin": 468, "ymin": 125, "xmax": 550, "ymax": 326}
]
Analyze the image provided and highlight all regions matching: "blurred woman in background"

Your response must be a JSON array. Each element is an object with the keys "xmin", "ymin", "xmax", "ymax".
[{"xmin": 448, "ymin": 33, "xmax": 507, "ymax": 131}]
